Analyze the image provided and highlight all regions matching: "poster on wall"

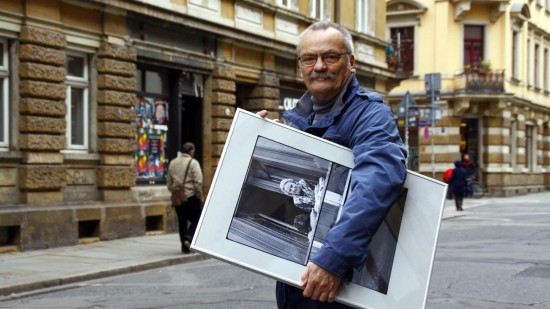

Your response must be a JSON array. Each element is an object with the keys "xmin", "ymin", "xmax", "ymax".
[
  {"xmin": 133, "ymin": 96, "xmax": 169, "ymax": 182},
  {"xmin": 191, "ymin": 109, "xmax": 448, "ymax": 309}
]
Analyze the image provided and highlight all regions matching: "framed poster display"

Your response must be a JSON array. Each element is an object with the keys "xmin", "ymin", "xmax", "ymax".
[{"xmin": 191, "ymin": 109, "xmax": 447, "ymax": 309}]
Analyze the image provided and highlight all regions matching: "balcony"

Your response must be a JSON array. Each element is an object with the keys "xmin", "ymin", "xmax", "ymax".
[{"xmin": 456, "ymin": 69, "xmax": 505, "ymax": 94}]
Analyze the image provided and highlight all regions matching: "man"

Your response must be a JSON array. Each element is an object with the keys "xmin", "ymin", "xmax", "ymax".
[
  {"xmin": 449, "ymin": 160, "xmax": 467, "ymax": 211},
  {"xmin": 166, "ymin": 142, "xmax": 203, "ymax": 254},
  {"xmin": 259, "ymin": 21, "xmax": 407, "ymax": 308},
  {"xmin": 461, "ymin": 153, "xmax": 476, "ymax": 179},
  {"xmin": 280, "ymin": 178, "xmax": 324, "ymax": 212},
  {"xmin": 280, "ymin": 177, "xmax": 325, "ymax": 235}
]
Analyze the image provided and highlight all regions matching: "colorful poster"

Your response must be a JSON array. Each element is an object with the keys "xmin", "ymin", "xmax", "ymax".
[{"xmin": 132, "ymin": 96, "xmax": 168, "ymax": 182}]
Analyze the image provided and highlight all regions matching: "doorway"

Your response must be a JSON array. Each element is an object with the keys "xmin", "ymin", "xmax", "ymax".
[{"xmin": 460, "ymin": 118, "xmax": 479, "ymax": 176}]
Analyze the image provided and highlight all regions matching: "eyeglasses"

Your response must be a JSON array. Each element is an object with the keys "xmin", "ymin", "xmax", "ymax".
[{"xmin": 298, "ymin": 52, "xmax": 349, "ymax": 67}]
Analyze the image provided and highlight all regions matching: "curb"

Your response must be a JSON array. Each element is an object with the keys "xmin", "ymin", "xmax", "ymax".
[{"xmin": 0, "ymin": 253, "xmax": 208, "ymax": 298}]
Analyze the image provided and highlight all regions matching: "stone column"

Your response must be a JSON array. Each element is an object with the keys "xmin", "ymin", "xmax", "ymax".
[
  {"xmin": 240, "ymin": 72, "xmax": 280, "ymax": 114},
  {"xmin": 96, "ymin": 43, "xmax": 137, "ymax": 202},
  {"xmin": 210, "ymin": 64, "xmax": 236, "ymax": 172},
  {"xmin": 483, "ymin": 116, "xmax": 511, "ymax": 194},
  {"xmin": 18, "ymin": 26, "xmax": 67, "ymax": 204}
]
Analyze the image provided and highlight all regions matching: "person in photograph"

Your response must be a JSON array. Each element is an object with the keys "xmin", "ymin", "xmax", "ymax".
[
  {"xmin": 166, "ymin": 142, "xmax": 203, "ymax": 254},
  {"xmin": 259, "ymin": 21, "xmax": 407, "ymax": 307},
  {"xmin": 280, "ymin": 177, "xmax": 325, "ymax": 235}
]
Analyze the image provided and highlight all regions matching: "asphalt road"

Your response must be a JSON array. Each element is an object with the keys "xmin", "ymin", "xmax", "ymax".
[{"xmin": 1, "ymin": 194, "xmax": 549, "ymax": 309}]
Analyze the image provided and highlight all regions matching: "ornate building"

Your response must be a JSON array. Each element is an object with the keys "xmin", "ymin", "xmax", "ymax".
[
  {"xmin": 386, "ymin": 0, "xmax": 550, "ymax": 196},
  {"xmin": 0, "ymin": 0, "xmax": 396, "ymax": 251}
]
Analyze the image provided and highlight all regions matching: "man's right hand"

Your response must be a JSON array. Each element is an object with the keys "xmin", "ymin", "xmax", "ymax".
[{"xmin": 256, "ymin": 110, "xmax": 280, "ymax": 122}]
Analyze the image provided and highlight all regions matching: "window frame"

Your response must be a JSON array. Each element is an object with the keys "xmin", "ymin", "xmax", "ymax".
[
  {"xmin": 310, "ymin": 0, "xmax": 325, "ymax": 19},
  {"xmin": 356, "ymin": 0, "xmax": 374, "ymax": 34},
  {"xmin": 463, "ymin": 24, "xmax": 485, "ymax": 69},
  {"xmin": 390, "ymin": 26, "xmax": 415, "ymax": 73},
  {"xmin": 65, "ymin": 51, "xmax": 89, "ymax": 151},
  {"xmin": 534, "ymin": 42, "xmax": 541, "ymax": 89},
  {"xmin": 527, "ymin": 38, "xmax": 531, "ymax": 86},
  {"xmin": 277, "ymin": 0, "xmax": 292, "ymax": 9},
  {"xmin": 511, "ymin": 30, "xmax": 520, "ymax": 80},
  {"xmin": 0, "ymin": 38, "xmax": 9, "ymax": 149}
]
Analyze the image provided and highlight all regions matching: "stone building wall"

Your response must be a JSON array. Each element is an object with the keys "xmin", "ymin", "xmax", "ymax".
[{"xmin": 18, "ymin": 26, "xmax": 68, "ymax": 205}]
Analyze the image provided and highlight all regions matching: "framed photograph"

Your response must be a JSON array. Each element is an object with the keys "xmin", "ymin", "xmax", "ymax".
[{"xmin": 191, "ymin": 109, "xmax": 447, "ymax": 309}]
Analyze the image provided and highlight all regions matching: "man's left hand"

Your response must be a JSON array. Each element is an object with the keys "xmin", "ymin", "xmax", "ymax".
[{"xmin": 301, "ymin": 262, "xmax": 341, "ymax": 303}]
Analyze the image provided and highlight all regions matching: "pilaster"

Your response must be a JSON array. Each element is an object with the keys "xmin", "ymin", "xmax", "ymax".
[
  {"xmin": 18, "ymin": 25, "xmax": 67, "ymax": 204},
  {"xmin": 210, "ymin": 64, "xmax": 236, "ymax": 170},
  {"xmin": 96, "ymin": 42, "xmax": 137, "ymax": 202}
]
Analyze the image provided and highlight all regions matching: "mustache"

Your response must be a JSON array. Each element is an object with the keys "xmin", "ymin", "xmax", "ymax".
[{"xmin": 308, "ymin": 72, "xmax": 334, "ymax": 80}]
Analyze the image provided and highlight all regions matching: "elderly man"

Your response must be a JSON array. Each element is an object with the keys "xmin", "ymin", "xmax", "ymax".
[
  {"xmin": 260, "ymin": 21, "xmax": 407, "ymax": 308},
  {"xmin": 167, "ymin": 142, "xmax": 203, "ymax": 254}
]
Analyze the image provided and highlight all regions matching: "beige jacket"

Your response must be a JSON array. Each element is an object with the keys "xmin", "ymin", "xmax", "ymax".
[{"xmin": 166, "ymin": 153, "xmax": 203, "ymax": 200}]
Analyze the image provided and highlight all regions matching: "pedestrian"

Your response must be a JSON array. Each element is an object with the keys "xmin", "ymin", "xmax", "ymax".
[
  {"xmin": 449, "ymin": 160, "xmax": 468, "ymax": 211},
  {"xmin": 166, "ymin": 142, "xmax": 203, "ymax": 254},
  {"xmin": 259, "ymin": 21, "xmax": 407, "ymax": 308},
  {"xmin": 462, "ymin": 153, "xmax": 476, "ymax": 179},
  {"xmin": 443, "ymin": 167, "xmax": 454, "ymax": 199}
]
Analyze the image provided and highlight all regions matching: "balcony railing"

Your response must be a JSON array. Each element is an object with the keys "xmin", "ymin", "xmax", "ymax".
[{"xmin": 463, "ymin": 70, "xmax": 505, "ymax": 93}]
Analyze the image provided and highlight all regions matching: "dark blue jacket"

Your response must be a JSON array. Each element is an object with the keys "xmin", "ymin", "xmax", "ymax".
[
  {"xmin": 283, "ymin": 77, "xmax": 407, "ymax": 278},
  {"xmin": 450, "ymin": 161, "xmax": 468, "ymax": 193}
]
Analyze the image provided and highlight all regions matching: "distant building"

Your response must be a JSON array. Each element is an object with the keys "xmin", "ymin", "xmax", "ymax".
[
  {"xmin": 385, "ymin": 0, "xmax": 550, "ymax": 196},
  {"xmin": 0, "ymin": 0, "xmax": 397, "ymax": 251}
]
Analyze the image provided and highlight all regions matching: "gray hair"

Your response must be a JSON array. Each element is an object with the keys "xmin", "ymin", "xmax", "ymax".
[
  {"xmin": 296, "ymin": 21, "xmax": 354, "ymax": 56},
  {"xmin": 182, "ymin": 142, "xmax": 195, "ymax": 154}
]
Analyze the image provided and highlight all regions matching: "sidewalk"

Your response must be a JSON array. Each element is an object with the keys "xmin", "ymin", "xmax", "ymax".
[
  {"xmin": 0, "ymin": 196, "xmax": 498, "ymax": 299},
  {"xmin": 0, "ymin": 233, "xmax": 207, "ymax": 298}
]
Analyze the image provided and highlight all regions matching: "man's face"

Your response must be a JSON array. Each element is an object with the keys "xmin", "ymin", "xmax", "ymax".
[
  {"xmin": 299, "ymin": 27, "xmax": 355, "ymax": 101},
  {"xmin": 283, "ymin": 180, "xmax": 300, "ymax": 195}
]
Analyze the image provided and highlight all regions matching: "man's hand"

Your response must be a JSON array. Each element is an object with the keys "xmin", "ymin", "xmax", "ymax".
[
  {"xmin": 300, "ymin": 262, "xmax": 341, "ymax": 303},
  {"xmin": 256, "ymin": 110, "xmax": 280, "ymax": 122}
]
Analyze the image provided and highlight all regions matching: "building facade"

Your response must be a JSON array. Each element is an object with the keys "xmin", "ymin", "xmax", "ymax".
[
  {"xmin": 0, "ymin": 0, "xmax": 397, "ymax": 251},
  {"xmin": 386, "ymin": 0, "xmax": 550, "ymax": 196}
]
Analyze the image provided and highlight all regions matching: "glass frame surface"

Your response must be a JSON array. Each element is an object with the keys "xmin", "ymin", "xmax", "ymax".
[{"xmin": 192, "ymin": 109, "xmax": 447, "ymax": 309}]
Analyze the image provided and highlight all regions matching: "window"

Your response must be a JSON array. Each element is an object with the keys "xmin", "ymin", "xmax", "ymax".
[
  {"xmin": 512, "ymin": 31, "xmax": 520, "ymax": 79},
  {"xmin": 310, "ymin": 0, "xmax": 325, "ymax": 19},
  {"xmin": 278, "ymin": 0, "xmax": 292, "ymax": 9},
  {"xmin": 65, "ymin": 52, "xmax": 89, "ymax": 150},
  {"xmin": 0, "ymin": 39, "xmax": 9, "ymax": 149},
  {"xmin": 357, "ymin": 0, "xmax": 372, "ymax": 34},
  {"xmin": 463, "ymin": 25, "xmax": 484, "ymax": 69},
  {"xmin": 544, "ymin": 47, "xmax": 549, "ymax": 91},
  {"xmin": 390, "ymin": 27, "xmax": 415, "ymax": 72},
  {"xmin": 534, "ymin": 42, "xmax": 540, "ymax": 88},
  {"xmin": 527, "ymin": 39, "xmax": 531, "ymax": 86}
]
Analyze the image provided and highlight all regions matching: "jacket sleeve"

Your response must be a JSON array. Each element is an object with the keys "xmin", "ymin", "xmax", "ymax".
[
  {"xmin": 310, "ymin": 103, "xmax": 407, "ymax": 279},
  {"xmin": 191, "ymin": 159, "xmax": 203, "ymax": 199},
  {"xmin": 166, "ymin": 161, "xmax": 174, "ymax": 192}
]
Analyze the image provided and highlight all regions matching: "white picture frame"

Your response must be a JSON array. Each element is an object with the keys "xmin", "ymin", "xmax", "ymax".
[{"xmin": 191, "ymin": 108, "xmax": 447, "ymax": 309}]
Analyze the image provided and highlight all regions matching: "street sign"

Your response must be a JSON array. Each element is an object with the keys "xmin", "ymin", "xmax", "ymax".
[
  {"xmin": 417, "ymin": 105, "xmax": 443, "ymax": 126},
  {"xmin": 395, "ymin": 91, "xmax": 420, "ymax": 127},
  {"xmin": 425, "ymin": 73, "xmax": 441, "ymax": 102}
]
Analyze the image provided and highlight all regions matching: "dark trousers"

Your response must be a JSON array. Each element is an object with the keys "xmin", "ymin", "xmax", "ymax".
[
  {"xmin": 454, "ymin": 191, "xmax": 464, "ymax": 210},
  {"xmin": 276, "ymin": 281, "xmax": 353, "ymax": 309},
  {"xmin": 174, "ymin": 195, "xmax": 202, "ymax": 243}
]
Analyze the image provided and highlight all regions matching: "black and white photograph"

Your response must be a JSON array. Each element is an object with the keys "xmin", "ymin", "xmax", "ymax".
[{"xmin": 227, "ymin": 137, "xmax": 341, "ymax": 265}]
